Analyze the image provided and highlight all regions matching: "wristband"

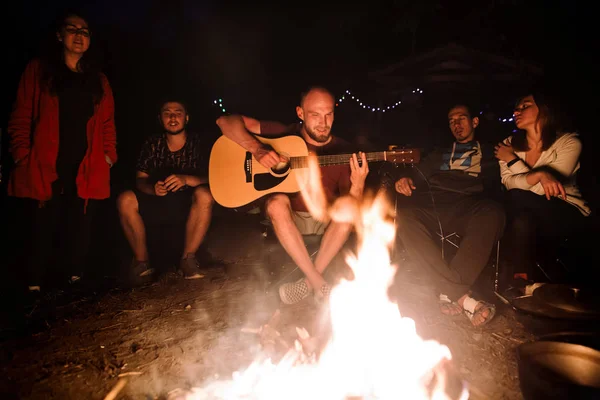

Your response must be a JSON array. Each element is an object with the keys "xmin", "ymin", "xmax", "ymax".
[{"xmin": 507, "ymin": 157, "xmax": 521, "ymax": 168}]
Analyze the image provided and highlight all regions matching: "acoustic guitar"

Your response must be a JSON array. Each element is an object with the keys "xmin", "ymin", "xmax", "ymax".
[{"xmin": 209, "ymin": 135, "xmax": 420, "ymax": 208}]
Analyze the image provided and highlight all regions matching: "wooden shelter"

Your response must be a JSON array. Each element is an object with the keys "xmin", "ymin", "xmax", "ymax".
[{"xmin": 337, "ymin": 43, "xmax": 544, "ymax": 148}]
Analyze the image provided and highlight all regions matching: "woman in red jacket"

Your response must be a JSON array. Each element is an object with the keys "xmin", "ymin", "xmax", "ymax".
[{"xmin": 8, "ymin": 11, "xmax": 117, "ymax": 292}]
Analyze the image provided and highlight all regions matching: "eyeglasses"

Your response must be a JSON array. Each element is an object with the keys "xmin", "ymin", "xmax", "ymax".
[{"xmin": 64, "ymin": 25, "xmax": 91, "ymax": 38}]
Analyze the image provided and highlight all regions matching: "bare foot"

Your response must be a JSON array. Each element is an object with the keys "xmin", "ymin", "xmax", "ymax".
[
  {"xmin": 457, "ymin": 294, "xmax": 496, "ymax": 327},
  {"xmin": 469, "ymin": 302, "xmax": 495, "ymax": 327},
  {"xmin": 439, "ymin": 301, "xmax": 463, "ymax": 316}
]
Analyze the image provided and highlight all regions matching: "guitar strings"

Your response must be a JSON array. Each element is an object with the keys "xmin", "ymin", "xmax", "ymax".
[{"xmin": 252, "ymin": 151, "xmax": 416, "ymax": 170}]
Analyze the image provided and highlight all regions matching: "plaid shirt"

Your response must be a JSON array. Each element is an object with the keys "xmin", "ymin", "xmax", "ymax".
[{"xmin": 136, "ymin": 133, "xmax": 208, "ymax": 182}]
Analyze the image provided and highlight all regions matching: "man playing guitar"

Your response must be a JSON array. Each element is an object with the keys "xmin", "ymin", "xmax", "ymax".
[{"xmin": 216, "ymin": 86, "xmax": 369, "ymax": 304}]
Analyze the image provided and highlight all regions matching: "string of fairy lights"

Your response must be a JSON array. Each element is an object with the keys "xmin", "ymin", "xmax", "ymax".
[
  {"xmin": 213, "ymin": 98, "xmax": 226, "ymax": 113},
  {"xmin": 337, "ymin": 88, "xmax": 423, "ymax": 112},
  {"xmin": 213, "ymin": 89, "xmax": 515, "ymax": 122}
]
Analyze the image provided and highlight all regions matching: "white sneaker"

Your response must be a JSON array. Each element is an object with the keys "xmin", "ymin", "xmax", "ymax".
[{"xmin": 279, "ymin": 278, "xmax": 310, "ymax": 304}]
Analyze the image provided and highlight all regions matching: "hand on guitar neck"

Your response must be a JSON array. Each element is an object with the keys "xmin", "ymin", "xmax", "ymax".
[
  {"xmin": 349, "ymin": 152, "xmax": 369, "ymax": 198},
  {"xmin": 209, "ymin": 135, "xmax": 420, "ymax": 208}
]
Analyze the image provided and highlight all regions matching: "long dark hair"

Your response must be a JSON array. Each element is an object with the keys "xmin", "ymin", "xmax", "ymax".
[
  {"xmin": 39, "ymin": 10, "xmax": 104, "ymax": 104},
  {"xmin": 511, "ymin": 89, "xmax": 573, "ymax": 152}
]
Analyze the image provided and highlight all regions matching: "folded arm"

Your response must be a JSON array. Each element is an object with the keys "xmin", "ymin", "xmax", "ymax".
[
  {"xmin": 500, "ymin": 135, "xmax": 582, "ymax": 190},
  {"xmin": 163, "ymin": 174, "xmax": 207, "ymax": 192}
]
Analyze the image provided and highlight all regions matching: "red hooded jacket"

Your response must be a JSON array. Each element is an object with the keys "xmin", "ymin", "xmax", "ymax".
[{"xmin": 7, "ymin": 58, "xmax": 117, "ymax": 201}]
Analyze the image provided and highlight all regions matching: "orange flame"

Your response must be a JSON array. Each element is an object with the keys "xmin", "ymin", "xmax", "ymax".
[
  {"xmin": 296, "ymin": 154, "xmax": 330, "ymax": 223},
  {"xmin": 178, "ymin": 153, "xmax": 467, "ymax": 400}
]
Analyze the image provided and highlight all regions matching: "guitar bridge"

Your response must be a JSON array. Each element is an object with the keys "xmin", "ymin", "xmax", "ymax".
[{"xmin": 245, "ymin": 152, "xmax": 252, "ymax": 182}]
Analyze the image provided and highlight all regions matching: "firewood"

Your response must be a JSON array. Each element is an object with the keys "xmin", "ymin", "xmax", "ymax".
[{"xmin": 103, "ymin": 378, "xmax": 127, "ymax": 400}]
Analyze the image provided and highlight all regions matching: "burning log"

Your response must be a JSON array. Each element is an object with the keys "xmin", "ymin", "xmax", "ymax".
[
  {"xmin": 241, "ymin": 309, "xmax": 290, "ymax": 357},
  {"xmin": 171, "ymin": 157, "xmax": 466, "ymax": 400},
  {"xmin": 241, "ymin": 308, "xmax": 326, "ymax": 361},
  {"xmin": 295, "ymin": 327, "xmax": 320, "ymax": 357}
]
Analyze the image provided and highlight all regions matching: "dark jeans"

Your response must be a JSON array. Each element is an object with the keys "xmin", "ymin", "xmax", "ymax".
[
  {"xmin": 501, "ymin": 189, "xmax": 587, "ymax": 283},
  {"xmin": 396, "ymin": 195, "xmax": 505, "ymax": 301},
  {"xmin": 25, "ymin": 182, "xmax": 98, "ymax": 286}
]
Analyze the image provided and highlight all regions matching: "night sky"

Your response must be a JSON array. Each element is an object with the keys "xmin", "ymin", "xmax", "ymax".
[{"xmin": 1, "ymin": 0, "xmax": 597, "ymax": 189}]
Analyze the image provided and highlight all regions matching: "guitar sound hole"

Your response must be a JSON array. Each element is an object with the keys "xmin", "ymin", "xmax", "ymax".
[{"xmin": 271, "ymin": 160, "xmax": 290, "ymax": 175}]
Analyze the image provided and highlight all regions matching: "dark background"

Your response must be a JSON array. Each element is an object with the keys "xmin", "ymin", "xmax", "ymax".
[
  {"xmin": 0, "ymin": 0, "xmax": 598, "ymax": 282},
  {"xmin": 2, "ymin": 2, "xmax": 597, "ymax": 142},
  {"xmin": 2, "ymin": 0, "xmax": 598, "ymax": 181}
]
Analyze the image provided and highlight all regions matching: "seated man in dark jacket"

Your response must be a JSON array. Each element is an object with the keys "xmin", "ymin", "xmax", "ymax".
[{"xmin": 393, "ymin": 103, "xmax": 505, "ymax": 327}]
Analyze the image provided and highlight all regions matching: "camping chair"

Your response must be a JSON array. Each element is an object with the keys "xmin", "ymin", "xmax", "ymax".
[{"xmin": 437, "ymin": 230, "xmax": 502, "ymax": 293}]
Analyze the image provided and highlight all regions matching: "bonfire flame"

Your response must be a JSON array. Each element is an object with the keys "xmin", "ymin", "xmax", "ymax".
[{"xmin": 177, "ymin": 155, "xmax": 466, "ymax": 400}]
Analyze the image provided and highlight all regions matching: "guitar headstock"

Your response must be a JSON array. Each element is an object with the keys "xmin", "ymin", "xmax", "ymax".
[{"xmin": 386, "ymin": 147, "xmax": 421, "ymax": 164}]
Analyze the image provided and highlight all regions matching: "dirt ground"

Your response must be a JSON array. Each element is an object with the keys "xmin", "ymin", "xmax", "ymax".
[{"xmin": 0, "ymin": 208, "xmax": 565, "ymax": 400}]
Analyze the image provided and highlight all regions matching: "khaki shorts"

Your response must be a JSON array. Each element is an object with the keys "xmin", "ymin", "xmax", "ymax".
[{"xmin": 292, "ymin": 211, "xmax": 328, "ymax": 236}]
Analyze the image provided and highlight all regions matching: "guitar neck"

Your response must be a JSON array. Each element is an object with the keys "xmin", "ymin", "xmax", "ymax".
[{"xmin": 290, "ymin": 152, "xmax": 387, "ymax": 168}]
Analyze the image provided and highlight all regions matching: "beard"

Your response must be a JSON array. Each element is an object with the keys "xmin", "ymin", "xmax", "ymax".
[
  {"xmin": 304, "ymin": 125, "xmax": 331, "ymax": 143},
  {"xmin": 165, "ymin": 125, "xmax": 186, "ymax": 136},
  {"xmin": 453, "ymin": 129, "xmax": 474, "ymax": 143}
]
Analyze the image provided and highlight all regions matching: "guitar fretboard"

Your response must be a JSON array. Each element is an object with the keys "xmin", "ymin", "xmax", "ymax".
[{"xmin": 290, "ymin": 152, "xmax": 387, "ymax": 168}]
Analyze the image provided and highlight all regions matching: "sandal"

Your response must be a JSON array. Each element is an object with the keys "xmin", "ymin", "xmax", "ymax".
[
  {"xmin": 462, "ymin": 296, "xmax": 496, "ymax": 327},
  {"xmin": 439, "ymin": 294, "xmax": 463, "ymax": 316}
]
